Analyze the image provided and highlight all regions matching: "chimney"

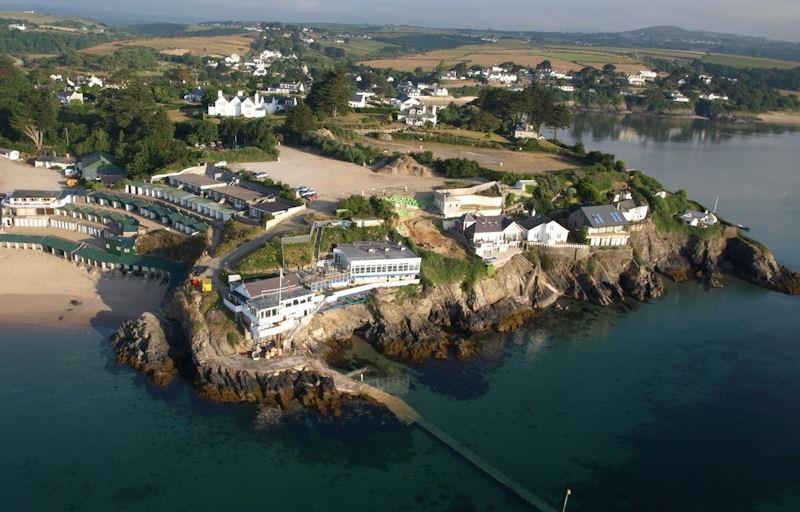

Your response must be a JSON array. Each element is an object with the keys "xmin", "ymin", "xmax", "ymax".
[
  {"xmin": 217, "ymin": 90, "xmax": 223, "ymax": 98},
  {"xmin": 237, "ymin": 90, "xmax": 244, "ymax": 97},
  {"xmin": 254, "ymin": 92, "xmax": 260, "ymax": 103}
]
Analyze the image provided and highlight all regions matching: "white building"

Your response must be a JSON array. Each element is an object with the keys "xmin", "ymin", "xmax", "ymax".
[
  {"xmin": 434, "ymin": 181, "xmax": 504, "ymax": 218},
  {"xmin": 224, "ymin": 272, "xmax": 324, "ymax": 344},
  {"xmin": 332, "ymin": 241, "xmax": 421, "ymax": 286},
  {"xmin": 224, "ymin": 53, "xmax": 241, "ymax": 65},
  {"xmin": 1, "ymin": 190, "xmax": 76, "ymax": 227},
  {"xmin": 699, "ymin": 93, "xmax": 729, "ymax": 101},
  {"xmin": 627, "ymin": 74, "xmax": 647, "ymax": 86},
  {"xmin": 518, "ymin": 214, "xmax": 570, "ymax": 245},
  {"xmin": 459, "ymin": 214, "xmax": 525, "ymax": 257},
  {"xmin": 208, "ymin": 90, "xmax": 267, "ymax": 118},
  {"xmin": 8, "ymin": 23, "xmax": 26, "ymax": 31},
  {"xmin": 397, "ymin": 105, "xmax": 437, "ymax": 126},
  {"xmin": 348, "ymin": 93, "xmax": 368, "ymax": 109},
  {"xmin": 266, "ymin": 82, "xmax": 305, "ymax": 94},
  {"xmin": 671, "ymin": 92, "xmax": 691, "ymax": 103},
  {"xmin": 391, "ymin": 95, "xmax": 421, "ymax": 111},
  {"xmin": 678, "ymin": 210, "xmax": 718, "ymax": 228},
  {"xmin": 615, "ymin": 199, "xmax": 649, "ymax": 223},
  {"xmin": 433, "ymin": 86, "xmax": 449, "ymax": 97},
  {"xmin": 567, "ymin": 205, "xmax": 629, "ymax": 247}
]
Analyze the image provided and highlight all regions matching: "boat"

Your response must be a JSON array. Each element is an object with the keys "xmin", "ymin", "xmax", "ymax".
[{"xmin": 736, "ymin": 224, "xmax": 750, "ymax": 231}]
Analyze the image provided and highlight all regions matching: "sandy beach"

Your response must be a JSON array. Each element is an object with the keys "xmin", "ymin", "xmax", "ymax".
[
  {"xmin": 0, "ymin": 250, "xmax": 167, "ymax": 328},
  {"xmin": 756, "ymin": 111, "xmax": 800, "ymax": 125}
]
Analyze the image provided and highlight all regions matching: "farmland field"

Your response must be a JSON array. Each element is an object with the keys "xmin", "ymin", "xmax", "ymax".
[
  {"xmin": 81, "ymin": 33, "xmax": 257, "ymax": 57},
  {"xmin": 362, "ymin": 39, "xmax": 648, "ymax": 72},
  {"xmin": 323, "ymin": 38, "xmax": 400, "ymax": 58},
  {"xmin": 362, "ymin": 39, "xmax": 800, "ymax": 72},
  {"xmin": 702, "ymin": 53, "xmax": 800, "ymax": 69}
]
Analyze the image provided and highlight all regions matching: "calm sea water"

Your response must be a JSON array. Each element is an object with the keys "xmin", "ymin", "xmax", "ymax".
[{"xmin": 3, "ymin": 114, "xmax": 799, "ymax": 511}]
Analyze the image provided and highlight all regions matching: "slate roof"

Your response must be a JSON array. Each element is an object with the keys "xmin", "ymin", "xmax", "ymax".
[
  {"xmin": 334, "ymin": 241, "xmax": 418, "ymax": 261},
  {"xmin": 576, "ymin": 205, "xmax": 628, "ymax": 228}
]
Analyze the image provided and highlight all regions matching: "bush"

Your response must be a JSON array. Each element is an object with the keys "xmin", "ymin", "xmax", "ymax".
[{"xmin": 293, "ymin": 133, "xmax": 382, "ymax": 165}]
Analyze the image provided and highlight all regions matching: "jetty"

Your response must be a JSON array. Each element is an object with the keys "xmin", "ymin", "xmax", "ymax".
[{"xmin": 305, "ymin": 360, "xmax": 559, "ymax": 512}]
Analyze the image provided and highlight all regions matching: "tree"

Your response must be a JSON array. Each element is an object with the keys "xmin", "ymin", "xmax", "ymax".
[
  {"xmin": 306, "ymin": 68, "xmax": 353, "ymax": 118},
  {"xmin": 536, "ymin": 60, "xmax": 552, "ymax": 71},
  {"xmin": 283, "ymin": 101, "xmax": 317, "ymax": 135},
  {"xmin": 12, "ymin": 88, "xmax": 58, "ymax": 152},
  {"xmin": 545, "ymin": 104, "xmax": 573, "ymax": 141}
]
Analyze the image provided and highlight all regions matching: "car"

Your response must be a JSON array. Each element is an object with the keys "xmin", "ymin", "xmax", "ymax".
[
  {"xmin": 213, "ymin": 161, "xmax": 228, "ymax": 168},
  {"xmin": 299, "ymin": 188, "xmax": 316, "ymax": 197},
  {"xmin": 254, "ymin": 173, "xmax": 269, "ymax": 180},
  {"xmin": 304, "ymin": 193, "xmax": 318, "ymax": 201},
  {"xmin": 297, "ymin": 186, "xmax": 310, "ymax": 193}
]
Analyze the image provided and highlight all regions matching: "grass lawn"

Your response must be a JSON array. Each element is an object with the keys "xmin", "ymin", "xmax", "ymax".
[
  {"xmin": 702, "ymin": 53, "xmax": 800, "ymax": 69},
  {"xmin": 430, "ymin": 128, "xmax": 509, "ymax": 143}
]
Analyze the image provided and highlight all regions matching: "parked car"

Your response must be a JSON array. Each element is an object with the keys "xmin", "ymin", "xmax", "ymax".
[
  {"xmin": 255, "ymin": 173, "xmax": 269, "ymax": 180},
  {"xmin": 213, "ymin": 161, "xmax": 228, "ymax": 168},
  {"xmin": 304, "ymin": 193, "xmax": 318, "ymax": 202}
]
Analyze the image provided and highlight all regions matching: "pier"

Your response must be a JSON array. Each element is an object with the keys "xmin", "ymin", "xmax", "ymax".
[{"xmin": 305, "ymin": 359, "xmax": 559, "ymax": 512}]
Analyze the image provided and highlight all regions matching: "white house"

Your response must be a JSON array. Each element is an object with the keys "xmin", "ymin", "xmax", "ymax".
[
  {"xmin": 459, "ymin": 214, "xmax": 526, "ymax": 257},
  {"xmin": 557, "ymin": 85, "xmax": 575, "ymax": 92},
  {"xmin": 518, "ymin": 214, "xmax": 570, "ymax": 245},
  {"xmin": 0, "ymin": 147, "xmax": 20, "ymax": 161},
  {"xmin": 699, "ymin": 93, "xmax": 729, "ymax": 101},
  {"xmin": 266, "ymin": 82, "xmax": 305, "ymax": 94},
  {"xmin": 397, "ymin": 105, "xmax": 437, "ymax": 126},
  {"xmin": 348, "ymin": 93, "xmax": 368, "ymax": 109},
  {"xmin": 332, "ymin": 241, "xmax": 421, "ymax": 286},
  {"xmin": 432, "ymin": 87, "xmax": 449, "ymax": 97},
  {"xmin": 224, "ymin": 53, "xmax": 241, "ymax": 65},
  {"xmin": 615, "ymin": 199, "xmax": 649, "ymax": 223},
  {"xmin": 391, "ymin": 95, "xmax": 421, "ymax": 111},
  {"xmin": 639, "ymin": 70, "xmax": 658, "ymax": 80},
  {"xmin": 263, "ymin": 95, "xmax": 297, "ymax": 115},
  {"xmin": 208, "ymin": 90, "xmax": 267, "ymax": 118},
  {"xmin": 34, "ymin": 155, "xmax": 74, "ymax": 169},
  {"xmin": 224, "ymin": 272, "xmax": 324, "ymax": 344},
  {"xmin": 627, "ymin": 74, "xmax": 647, "ymax": 86},
  {"xmin": 671, "ymin": 92, "xmax": 690, "ymax": 103},
  {"xmin": 678, "ymin": 210, "xmax": 718, "ymax": 228},
  {"xmin": 514, "ymin": 124, "xmax": 542, "ymax": 140},
  {"xmin": 8, "ymin": 23, "xmax": 26, "ymax": 31},
  {"xmin": 567, "ymin": 205, "xmax": 629, "ymax": 247},
  {"xmin": 1, "ymin": 190, "xmax": 76, "ymax": 227}
]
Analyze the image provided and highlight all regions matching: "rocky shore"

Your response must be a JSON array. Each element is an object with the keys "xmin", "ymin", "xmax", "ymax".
[{"xmin": 111, "ymin": 222, "xmax": 799, "ymax": 409}]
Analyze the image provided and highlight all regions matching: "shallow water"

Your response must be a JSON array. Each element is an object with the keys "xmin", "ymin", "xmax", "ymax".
[{"xmin": 3, "ymin": 114, "xmax": 800, "ymax": 511}]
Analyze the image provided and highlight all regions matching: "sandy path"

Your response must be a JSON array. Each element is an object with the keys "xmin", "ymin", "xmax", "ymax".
[
  {"xmin": 756, "ymin": 111, "xmax": 800, "ymax": 126},
  {"xmin": 0, "ymin": 250, "xmax": 166, "ymax": 328}
]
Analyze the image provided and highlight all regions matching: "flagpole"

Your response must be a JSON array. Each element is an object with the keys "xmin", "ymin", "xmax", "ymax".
[{"xmin": 562, "ymin": 489, "xmax": 571, "ymax": 512}]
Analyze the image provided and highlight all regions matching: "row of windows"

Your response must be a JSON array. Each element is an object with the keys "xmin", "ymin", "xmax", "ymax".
[
  {"xmin": 352, "ymin": 262, "xmax": 419, "ymax": 274},
  {"xmin": 253, "ymin": 295, "xmax": 314, "ymax": 319}
]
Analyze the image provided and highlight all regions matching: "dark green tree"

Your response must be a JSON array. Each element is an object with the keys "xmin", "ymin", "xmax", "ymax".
[{"xmin": 306, "ymin": 68, "xmax": 353, "ymax": 118}]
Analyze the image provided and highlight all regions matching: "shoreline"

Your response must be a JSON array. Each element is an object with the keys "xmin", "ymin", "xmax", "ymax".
[{"xmin": 0, "ymin": 250, "xmax": 166, "ymax": 330}]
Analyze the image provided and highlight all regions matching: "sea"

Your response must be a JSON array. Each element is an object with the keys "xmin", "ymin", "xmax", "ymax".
[{"xmin": 2, "ymin": 113, "xmax": 799, "ymax": 511}]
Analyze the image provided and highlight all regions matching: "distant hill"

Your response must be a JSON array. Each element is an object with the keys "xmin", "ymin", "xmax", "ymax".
[{"xmin": 523, "ymin": 25, "xmax": 800, "ymax": 63}]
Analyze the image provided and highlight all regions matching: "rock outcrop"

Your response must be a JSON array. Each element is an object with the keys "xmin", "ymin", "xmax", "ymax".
[
  {"xmin": 111, "ymin": 312, "xmax": 178, "ymax": 388},
  {"xmin": 111, "ymin": 220, "xmax": 799, "ymax": 407}
]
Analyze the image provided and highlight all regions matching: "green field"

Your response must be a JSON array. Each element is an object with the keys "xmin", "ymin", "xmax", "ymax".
[
  {"xmin": 702, "ymin": 53, "xmax": 800, "ymax": 69},
  {"xmin": 325, "ymin": 38, "xmax": 400, "ymax": 58}
]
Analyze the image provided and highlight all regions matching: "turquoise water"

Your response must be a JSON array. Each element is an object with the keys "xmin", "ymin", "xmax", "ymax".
[{"xmin": 3, "ymin": 115, "xmax": 800, "ymax": 511}]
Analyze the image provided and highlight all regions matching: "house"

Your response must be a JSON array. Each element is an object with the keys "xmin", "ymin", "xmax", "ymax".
[
  {"xmin": 397, "ymin": 105, "xmax": 437, "ymax": 126},
  {"xmin": 263, "ymin": 95, "xmax": 297, "ymax": 114},
  {"xmin": 184, "ymin": 88, "xmax": 204, "ymax": 103},
  {"xmin": 224, "ymin": 272, "xmax": 324, "ymax": 344},
  {"xmin": 432, "ymin": 86, "xmax": 448, "ymax": 97},
  {"xmin": 332, "ymin": 241, "xmax": 421, "ymax": 286},
  {"xmin": 514, "ymin": 124, "xmax": 541, "ymax": 140},
  {"xmin": 208, "ymin": 90, "xmax": 267, "ymax": 118},
  {"xmin": 247, "ymin": 197, "xmax": 305, "ymax": 222},
  {"xmin": 678, "ymin": 210, "xmax": 718, "ymax": 228},
  {"xmin": 391, "ymin": 95, "xmax": 421, "ymax": 111},
  {"xmin": 639, "ymin": 70, "xmax": 657, "ymax": 80},
  {"xmin": 34, "ymin": 155, "xmax": 75, "ymax": 170},
  {"xmin": 77, "ymin": 153, "xmax": 127, "ymax": 184},
  {"xmin": 671, "ymin": 92, "xmax": 690, "ymax": 103},
  {"xmin": 57, "ymin": 90, "xmax": 84, "ymax": 105},
  {"xmin": 517, "ymin": 214, "xmax": 570, "ymax": 245},
  {"xmin": 0, "ymin": 148, "xmax": 20, "ymax": 161},
  {"xmin": 8, "ymin": 23, "xmax": 26, "ymax": 31},
  {"xmin": 266, "ymin": 82, "xmax": 305, "ymax": 94},
  {"xmin": 348, "ymin": 93, "xmax": 368, "ymax": 109},
  {"xmin": 459, "ymin": 214, "xmax": 525, "ymax": 257},
  {"xmin": 207, "ymin": 184, "xmax": 265, "ymax": 210},
  {"xmin": 224, "ymin": 53, "xmax": 241, "ymax": 65},
  {"xmin": 626, "ymin": 74, "xmax": 646, "ymax": 86},
  {"xmin": 699, "ymin": 93, "xmax": 729, "ymax": 101},
  {"xmin": 557, "ymin": 85, "xmax": 575, "ymax": 92},
  {"xmin": 167, "ymin": 173, "xmax": 227, "ymax": 195},
  {"xmin": 514, "ymin": 179, "xmax": 538, "ymax": 194},
  {"xmin": 615, "ymin": 199, "xmax": 649, "ymax": 223},
  {"xmin": 434, "ymin": 181, "xmax": 504, "ymax": 218},
  {"xmin": 567, "ymin": 205, "xmax": 629, "ymax": 247}
]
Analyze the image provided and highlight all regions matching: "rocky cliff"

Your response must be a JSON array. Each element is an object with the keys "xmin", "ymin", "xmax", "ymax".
[{"xmin": 111, "ymin": 222, "xmax": 798, "ymax": 406}]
